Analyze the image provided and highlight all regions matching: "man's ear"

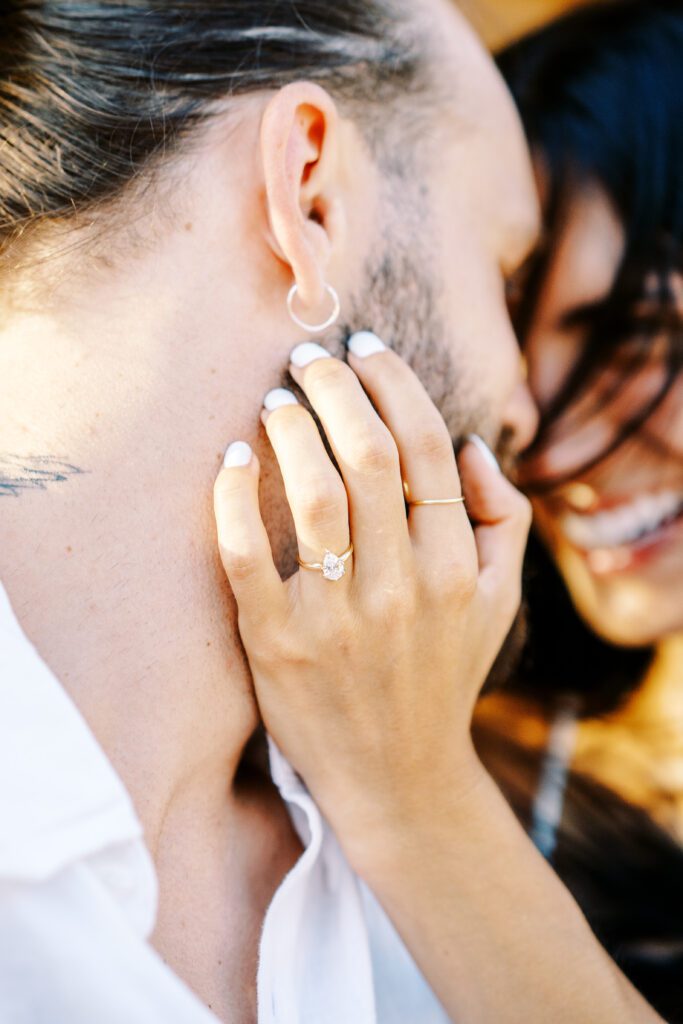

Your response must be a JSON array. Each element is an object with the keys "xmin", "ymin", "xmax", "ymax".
[{"xmin": 261, "ymin": 82, "xmax": 346, "ymax": 310}]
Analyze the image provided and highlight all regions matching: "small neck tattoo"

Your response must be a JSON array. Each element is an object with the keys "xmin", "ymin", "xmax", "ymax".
[{"xmin": 0, "ymin": 454, "xmax": 86, "ymax": 497}]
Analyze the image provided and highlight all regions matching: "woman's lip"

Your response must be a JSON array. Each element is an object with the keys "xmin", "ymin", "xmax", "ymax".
[
  {"xmin": 553, "ymin": 488, "xmax": 682, "ymax": 550},
  {"xmin": 560, "ymin": 490, "xmax": 671, "ymax": 514},
  {"xmin": 577, "ymin": 493, "xmax": 637, "ymax": 513},
  {"xmin": 569, "ymin": 507, "xmax": 683, "ymax": 576},
  {"xmin": 541, "ymin": 478, "xmax": 683, "ymax": 516}
]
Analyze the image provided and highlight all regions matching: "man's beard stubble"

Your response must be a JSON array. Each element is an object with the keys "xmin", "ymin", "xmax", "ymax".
[
  {"xmin": 345, "ymin": 217, "xmax": 488, "ymax": 447},
  {"xmin": 285, "ymin": 197, "xmax": 493, "ymax": 444},
  {"xmin": 279, "ymin": 209, "xmax": 529, "ymax": 691}
]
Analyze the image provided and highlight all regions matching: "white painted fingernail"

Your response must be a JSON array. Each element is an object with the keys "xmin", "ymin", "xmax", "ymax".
[
  {"xmin": 347, "ymin": 331, "xmax": 386, "ymax": 358},
  {"xmin": 467, "ymin": 434, "xmax": 501, "ymax": 472},
  {"xmin": 264, "ymin": 388, "xmax": 299, "ymax": 411},
  {"xmin": 223, "ymin": 441, "xmax": 253, "ymax": 469},
  {"xmin": 290, "ymin": 342, "xmax": 332, "ymax": 368}
]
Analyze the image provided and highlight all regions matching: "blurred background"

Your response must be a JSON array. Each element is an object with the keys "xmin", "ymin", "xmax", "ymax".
[{"xmin": 462, "ymin": 0, "xmax": 597, "ymax": 49}]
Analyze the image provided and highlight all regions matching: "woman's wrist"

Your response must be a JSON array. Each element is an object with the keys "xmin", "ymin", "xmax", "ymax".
[{"xmin": 338, "ymin": 743, "xmax": 492, "ymax": 883}]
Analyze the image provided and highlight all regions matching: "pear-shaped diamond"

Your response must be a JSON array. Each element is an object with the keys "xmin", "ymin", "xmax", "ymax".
[{"xmin": 322, "ymin": 550, "xmax": 346, "ymax": 581}]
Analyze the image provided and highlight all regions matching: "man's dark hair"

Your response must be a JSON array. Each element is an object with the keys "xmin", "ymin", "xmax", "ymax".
[{"xmin": 0, "ymin": 1, "xmax": 421, "ymax": 255}]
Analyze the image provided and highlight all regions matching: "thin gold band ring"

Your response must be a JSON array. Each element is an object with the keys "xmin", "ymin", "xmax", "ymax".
[{"xmin": 408, "ymin": 497, "xmax": 466, "ymax": 507}]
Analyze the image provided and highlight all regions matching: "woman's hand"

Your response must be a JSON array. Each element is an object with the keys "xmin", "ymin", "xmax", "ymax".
[
  {"xmin": 216, "ymin": 339, "xmax": 663, "ymax": 1024},
  {"xmin": 214, "ymin": 333, "xmax": 531, "ymax": 871}
]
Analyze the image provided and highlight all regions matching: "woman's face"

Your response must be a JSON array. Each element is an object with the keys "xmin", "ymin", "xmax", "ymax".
[{"xmin": 521, "ymin": 184, "xmax": 683, "ymax": 647}]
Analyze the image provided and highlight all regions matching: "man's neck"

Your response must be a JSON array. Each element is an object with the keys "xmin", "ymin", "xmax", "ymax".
[
  {"xmin": 0, "ymin": 263, "xmax": 309, "ymax": 1016},
  {"xmin": 0, "ymin": 217, "xmax": 298, "ymax": 848}
]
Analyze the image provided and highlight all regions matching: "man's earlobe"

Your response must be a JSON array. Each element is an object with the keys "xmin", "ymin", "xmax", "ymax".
[{"xmin": 260, "ymin": 82, "xmax": 345, "ymax": 310}]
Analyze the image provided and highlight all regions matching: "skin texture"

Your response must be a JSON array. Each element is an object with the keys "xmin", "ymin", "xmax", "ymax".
[{"xmin": 0, "ymin": 1, "xmax": 538, "ymax": 1019}]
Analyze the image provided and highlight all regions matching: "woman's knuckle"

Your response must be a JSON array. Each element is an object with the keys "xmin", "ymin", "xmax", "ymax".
[
  {"xmin": 222, "ymin": 546, "xmax": 258, "ymax": 584},
  {"xmin": 300, "ymin": 478, "xmax": 346, "ymax": 529},
  {"xmin": 309, "ymin": 358, "xmax": 348, "ymax": 392},
  {"xmin": 438, "ymin": 562, "xmax": 462, "ymax": 595},
  {"xmin": 440, "ymin": 559, "xmax": 478, "ymax": 602},
  {"xmin": 412, "ymin": 422, "xmax": 454, "ymax": 464},
  {"xmin": 351, "ymin": 430, "xmax": 398, "ymax": 476},
  {"xmin": 215, "ymin": 472, "xmax": 246, "ymax": 501},
  {"xmin": 271, "ymin": 637, "xmax": 307, "ymax": 670},
  {"xmin": 331, "ymin": 610, "xmax": 357, "ymax": 649},
  {"xmin": 367, "ymin": 583, "xmax": 417, "ymax": 627}
]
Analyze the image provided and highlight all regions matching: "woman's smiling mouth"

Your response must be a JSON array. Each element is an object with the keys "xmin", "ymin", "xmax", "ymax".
[{"xmin": 558, "ymin": 488, "xmax": 683, "ymax": 574}]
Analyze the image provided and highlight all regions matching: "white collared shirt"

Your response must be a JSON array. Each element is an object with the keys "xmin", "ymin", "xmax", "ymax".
[{"xmin": 0, "ymin": 581, "xmax": 451, "ymax": 1023}]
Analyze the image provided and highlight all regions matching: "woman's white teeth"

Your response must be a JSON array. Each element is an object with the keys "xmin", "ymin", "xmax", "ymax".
[{"xmin": 562, "ymin": 490, "xmax": 682, "ymax": 550}]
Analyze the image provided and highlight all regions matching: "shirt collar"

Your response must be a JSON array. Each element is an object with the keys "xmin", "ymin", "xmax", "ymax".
[{"xmin": 0, "ymin": 581, "xmax": 147, "ymax": 884}]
